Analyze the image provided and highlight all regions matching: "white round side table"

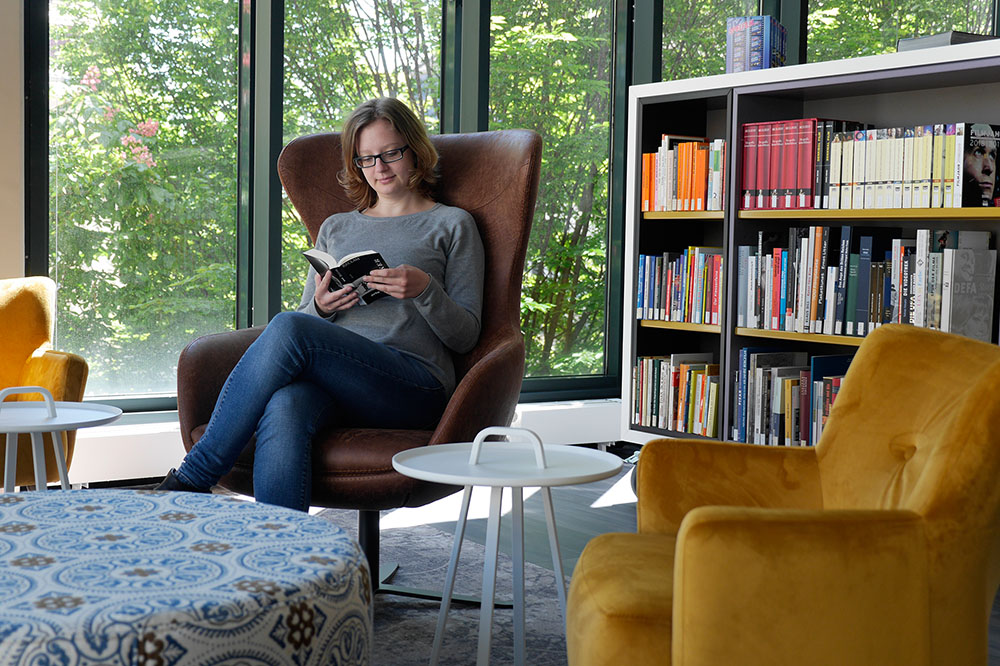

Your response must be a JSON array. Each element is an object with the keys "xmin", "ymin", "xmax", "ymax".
[
  {"xmin": 392, "ymin": 426, "xmax": 623, "ymax": 666},
  {"xmin": 0, "ymin": 386, "xmax": 122, "ymax": 491}
]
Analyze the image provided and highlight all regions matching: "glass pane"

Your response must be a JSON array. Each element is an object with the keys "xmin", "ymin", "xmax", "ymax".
[
  {"xmin": 49, "ymin": 1, "xmax": 239, "ymax": 398},
  {"xmin": 281, "ymin": 0, "xmax": 442, "ymax": 309},
  {"xmin": 661, "ymin": 0, "xmax": 758, "ymax": 81},
  {"xmin": 808, "ymin": 0, "xmax": 995, "ymax": 63},
  {"xmin": 490, "ymin": 0, "xmax": 612, "ymax": 377}
]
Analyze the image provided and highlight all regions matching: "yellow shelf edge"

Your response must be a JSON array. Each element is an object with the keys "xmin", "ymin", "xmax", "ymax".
[
  {"xmin": 640, "ymin": 320, "xmax": 721, "ymax": 333},
  {"xmin": 738, "ymin": 208, "xmax": 1000, "ymax": 220},
  {"xmin": 642, "ymin": 211, "xmax": 725, "ymax": 220},
  {"xmin": 735, "ymin": 327, "xmax": 865, "ymax": 347}
]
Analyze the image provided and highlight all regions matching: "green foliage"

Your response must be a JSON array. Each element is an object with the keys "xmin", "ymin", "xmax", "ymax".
[{"xmin": 50, "ymin": 0, "xmax": 238, "ymax": 395}]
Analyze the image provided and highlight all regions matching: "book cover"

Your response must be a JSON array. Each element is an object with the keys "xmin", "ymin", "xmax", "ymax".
[
  {"xmin": 845, "ymin": 252, "xmax": 859, "ymax": 335},
  {"xmin": 855, "ymin": 235, "xmax": 873, "ymax": 336},
  {"xmin": 303, "ymin": 248, "xmax": 390, "ymax": 305},
  {"xmin": 828, "ymin": 129, "xmax": 843, "ymax": 210},
  {"xmin": 797, "ymin": 118, "xmax": 816, "ymax": 208},
  {"xmin": 807, "ymin": 354, "xmax": 854, "ymax": 445},
  {"xmin": 769, "ymin": 121, "xmax": 784, "ymax": 209},
  {"xmin": 840, "ymin": 132, "xmax": 855, "ymax": 209},
  {"xmin": 770, "ymin": 365, "xmax": 809, "ymax": 445},
  {"xmin": 943, "ymin": 248, "xmax": 997, "ymax": 342},
  {"xmin": 757, "ymin": 122, "xmax": 772, "ymax": 209},
  {"xmin": 960, "ymin": 123, "xmax": 1000, "ymax": 207}
]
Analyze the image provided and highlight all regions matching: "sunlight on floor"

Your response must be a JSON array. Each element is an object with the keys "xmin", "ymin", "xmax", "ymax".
[
  {"xmin": 380, "ymin": 485, "xmax": 543, "ymax": 530},
  {"xmin": 590, "ymin": 467, "xmax": 636, "ymax": 509}
]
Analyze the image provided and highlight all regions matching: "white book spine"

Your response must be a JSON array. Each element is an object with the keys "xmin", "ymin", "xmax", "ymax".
[
  {"xmin": 953, "ymin": 123, "xmax": 965, "ymax": 208},
  {"xmin": 941, "ymin": 248, "xmax": 954, "ymax": 332},
  {"xmin": 914, "ymin": 229, "xmax": 930, "ymax": 327}
]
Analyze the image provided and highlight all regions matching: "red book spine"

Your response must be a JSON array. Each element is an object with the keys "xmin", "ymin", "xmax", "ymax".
[
  {"xmin": 757, "ymin": 122, "xmax": 772, "ymax": 210},
  {"xmin": 771, "ymin": 247, "xmax": 782, "ymax": 329},
  {"xmin": 780, "ymin": 120, "xmax": 798, "ymax": 210},
  {"xmin": 768, "ymin": 121, "xmax": 783, "ymax": 209},
  {"xmin": 742, "ymin": 123, "xmax": 758, "ymax": 210},
  {"xmin": 797, "ymin": 118, "xmax": 816, "ymax": 209}
]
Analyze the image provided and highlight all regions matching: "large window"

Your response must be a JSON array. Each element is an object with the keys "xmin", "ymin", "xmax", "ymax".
[
  {"xmin": 280, "ymin": 0, "xmax": 442, "ymax": 309},
  {"xmin": 48, "ymin": 1, "xmax": 239, "ymax": 397},
  {"xmin": 490, "ymin": 0, "xmax": 613, "ymax": 378},
  {"xmin": 808, "ymin": 0, "xmax": 996, "ymax": 63}
]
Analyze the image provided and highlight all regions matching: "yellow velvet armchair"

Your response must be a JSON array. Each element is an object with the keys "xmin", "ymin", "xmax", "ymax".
[
  {"xmin": 0, "ymin": 277, "xmax": 88, "ymax": 489},
  {"xmin": 568, "ymin": 323, "xmax": 1000, "ymax": 666}
]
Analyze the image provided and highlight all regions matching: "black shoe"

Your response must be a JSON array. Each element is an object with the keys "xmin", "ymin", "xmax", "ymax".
[{"xmin": 155, "ymin": 469, "xmax": 211, "ymax": 493}]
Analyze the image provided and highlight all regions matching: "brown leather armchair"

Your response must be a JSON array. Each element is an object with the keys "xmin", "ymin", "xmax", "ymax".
[{"xmin": 177, "ymin": 129, "xmax": 541, "ymax": 595}]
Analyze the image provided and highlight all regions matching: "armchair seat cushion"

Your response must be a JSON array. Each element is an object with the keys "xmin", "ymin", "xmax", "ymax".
[{"xmin": 567, "ymin": 532, "xmax": 675, "ymax": 666}]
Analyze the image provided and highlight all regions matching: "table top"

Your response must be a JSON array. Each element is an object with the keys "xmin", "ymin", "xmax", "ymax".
[
  {"xmin": 0, "ymin": 401, "xmax": 122, "ymax": 433},
  {"xmin": 392, "ymin": 442, "xmax": 623, "ymax": 487}
]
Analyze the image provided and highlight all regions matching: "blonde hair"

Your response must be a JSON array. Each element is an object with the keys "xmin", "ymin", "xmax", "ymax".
[{"xmin": 338, "ymin": 98, "xmax": 438, "ymax": 210}]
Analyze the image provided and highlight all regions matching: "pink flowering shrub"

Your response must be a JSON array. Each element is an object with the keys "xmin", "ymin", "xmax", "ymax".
[
  {"xmin": 134, "ymin": 120, "xmax": 159, "ymax": 137},
  {"xmin": 80, "ymin": 65, "xmax": 101, "ymax": 91},
  {"xmin": 118, "ymin": 133, "xmax": 156, "ymax": 168}
]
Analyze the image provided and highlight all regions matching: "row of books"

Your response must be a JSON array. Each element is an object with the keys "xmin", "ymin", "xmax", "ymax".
[
  {"xmin": 732, "ymin": 349, "xmax": 853, "ymax": 446},
  {"xmin": 640, "ymin": 135, "xmax": 727, "ymax": 212},
  {"xmin": 632, "ymin": 353, "xmax": 719, "ymax": 437},
  {"xmin": 741, "ymin": 119, "xmax": 1000, "ymax": 210},
  {"xmin": 636, "ymin": 246, "xmax": 724, "ymax": 324},
  {"xmin": 737, "ymin": 227, "xmax": 996, "ymax": 343},
  {"xmin": 725, "ymin": 15, "xmax": 786, "ymax": 74}
]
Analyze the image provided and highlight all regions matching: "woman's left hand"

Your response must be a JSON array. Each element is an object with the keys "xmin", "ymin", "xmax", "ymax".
[{"xmin": 363, "ymin": 265, "xmax": 430, "ymax": 299}]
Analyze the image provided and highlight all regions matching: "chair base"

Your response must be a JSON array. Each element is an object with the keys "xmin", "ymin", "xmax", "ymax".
[{"xmin": 374, "ymin": 561, "xmax": 513, "ymax": 608}]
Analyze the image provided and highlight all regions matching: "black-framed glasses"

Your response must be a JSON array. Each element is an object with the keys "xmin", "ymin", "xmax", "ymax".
[{"xmin": 353, "ymin": 145, "xmax": 410, "ymax": 169}]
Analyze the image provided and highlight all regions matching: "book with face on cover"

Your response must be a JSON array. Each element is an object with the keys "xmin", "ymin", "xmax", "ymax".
[{"xmin": 303, "ymin": 248, "xmax": 390, "ymax": 305}]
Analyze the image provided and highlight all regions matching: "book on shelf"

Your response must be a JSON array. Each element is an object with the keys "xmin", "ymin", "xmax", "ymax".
[
  {"xmin": 807, "ymin": 354, "xmax": 855, "ymax": 445},
  {"xmin": 303, "ymin": 248, "xmax": 389, "ymax": 305},
  {"xmin": 739, "ymin": 118, "xmax": 1000, "ymax": 209},
  {"xmin": 941, "ymin": 246, "xmax": 997, "ymax": 342},
  {"xmin": 726, "ymin": 16, "xmax": 786, "ymax": 73},
  {"xmin": 745, "ymin": 350, "xmax": 808, "ymax": 444}
]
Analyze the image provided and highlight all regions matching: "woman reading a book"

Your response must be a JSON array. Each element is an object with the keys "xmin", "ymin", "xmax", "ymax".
[{"xmin": 157, "ymin": 97, "xmax": 485, "ymax": 510}]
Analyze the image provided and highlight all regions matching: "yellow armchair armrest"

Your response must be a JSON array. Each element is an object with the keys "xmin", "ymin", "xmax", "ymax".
[
  {"xmin": 672, "ymin": 506, "xmax": 929, "ymax": 666},
  {"xmin": 18, "ymin": 350, "xmax": 89, "ymax": 403},
  {"xmin": 636, "ymin": 438, "xmax": 822, "ymax": 535}
]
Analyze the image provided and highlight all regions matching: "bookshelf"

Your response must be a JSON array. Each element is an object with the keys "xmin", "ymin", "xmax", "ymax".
[{"xmin": 621, "ymin": 41, "xmax": 1000, "ymax": 446}]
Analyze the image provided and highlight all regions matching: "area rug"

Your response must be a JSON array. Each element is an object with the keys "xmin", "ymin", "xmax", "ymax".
[{"xmin": 315, "ymin": 507, "xmax": 570, "ymax": 666}]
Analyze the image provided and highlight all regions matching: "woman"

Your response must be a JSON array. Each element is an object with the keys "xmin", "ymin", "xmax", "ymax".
[{"xmin": 158, "ymin": 97, "xmax": 485, "ymax": 511}]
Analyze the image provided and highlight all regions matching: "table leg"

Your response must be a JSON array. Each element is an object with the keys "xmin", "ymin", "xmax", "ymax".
[
  {"xmin": 30, "ymin": 432, "xmax": 47, "ymax": 491},
  {"xmin": 476, "ymin": 486, "xmax": 504, "ymax": 665},
  {"xmin": 430, "ymin": 485, "xmax": 473, "ymax": 666},
  {"xmin": 52, "ymin": 432, "xmax": 70, "ymax": 490},
  {"xmin": 4, "ymin": 433, "xmax": 17, "ymax": 492},
  {"xmin": 512, "ymin": 487, "xmax": 526, "ymax": 666},
  {"xmin": 541, "ymin": 487, "xmax": 568, "ymax": 623}
]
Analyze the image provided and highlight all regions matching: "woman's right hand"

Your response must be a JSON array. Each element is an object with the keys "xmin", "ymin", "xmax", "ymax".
[{"xmin": 314, "ymin": 270, "xmax": 360, "ymax": 315}]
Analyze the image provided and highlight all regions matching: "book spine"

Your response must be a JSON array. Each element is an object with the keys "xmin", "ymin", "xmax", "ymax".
[
  {"xmin": 798, "ymin": 369, "xmax": 810, "ymax": 446},
  {"xmin": 828, "ymin": 132, "xmax": 843, "ymax": 210},
  {"xmin": 851, "ymin": 129, "xmax": 866, "ymax": 209},
  {"xmin": 856, "ymin": 236, "xmax": 873, "ymax": 336},
  {"xmin": 781, "ymin": 120, "xmax": 797, "ymax": 209},
  {"xmin": 798, "ymin": 118, "xmax": 816, "ymax": 209},
  {"xmin": 757, "ymin": 122, "xmax": 772, "ymax": 209},
  {"xmin": 914, "ymin": 228, "xmax": 930, "ymax": 327},
  {"xmin": 813, "ymin": 119, "xmax": 826, "ymax": 209},
  {"xmin": 834, "ymin": 224, "xmax": 852, "ymax": 334}
]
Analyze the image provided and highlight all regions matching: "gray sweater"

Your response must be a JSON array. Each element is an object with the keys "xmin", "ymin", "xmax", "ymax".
[{"xmin": 297, "ymin": 203, "xmax": 485, "ymax": 395}]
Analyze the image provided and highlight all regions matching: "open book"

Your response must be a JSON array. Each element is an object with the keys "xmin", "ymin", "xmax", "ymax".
[{"xmin": 303, "ymin": 248, "xmax": 390, "ymax": 305}]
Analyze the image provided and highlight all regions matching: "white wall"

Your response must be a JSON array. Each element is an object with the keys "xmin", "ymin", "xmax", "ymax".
[{"xmin": 0, "ymin": 1, "xmax": 24, "ymax": 278}]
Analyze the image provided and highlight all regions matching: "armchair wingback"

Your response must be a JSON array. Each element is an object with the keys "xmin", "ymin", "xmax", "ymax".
[
  {"xmin": 568, "ymin": 324, "xmax": 1000, "ymax": 666},
  {"xmin": 177, "ymin": 129, "xmax": 542, "ymax": 581},
  {"xmin": 0, "ymin": 277, "xmax": 88, "ymax": 488}
]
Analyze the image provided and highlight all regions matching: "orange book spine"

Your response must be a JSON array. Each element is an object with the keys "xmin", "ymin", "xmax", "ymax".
[{"xmin": 693, "ymin": 142, "xmax": 709, "ymax": 210}]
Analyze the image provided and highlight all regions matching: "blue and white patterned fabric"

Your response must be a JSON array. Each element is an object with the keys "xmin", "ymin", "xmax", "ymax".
[{"xmin": 0, "ymin": 489, "xmax": 372, "ymax": 665}]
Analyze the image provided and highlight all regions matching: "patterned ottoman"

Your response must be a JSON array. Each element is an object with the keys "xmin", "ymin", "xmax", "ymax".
[{"xmin": 0, "ymin": 489, "xmax": 372, "ymax": 665}]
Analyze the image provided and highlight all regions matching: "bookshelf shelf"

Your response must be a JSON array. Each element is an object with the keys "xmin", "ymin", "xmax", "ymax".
[
  {"xmin": 643, "ymin": 211, "xmax": 725, "ymax": 220},
  {"xmin": 739, "ymin": 209, "xmax": 1000, "ymax": 221},
  {"xmin": 640, "ymin": 320, "xmax": 721, "ymax": 333},
  {"xmin": 734, "ymin": 327, "xmax": 865, "ymax": 347},
  {"xmin": 622, "ymin": 42, "xmax": 1000, "ymax": 447}
]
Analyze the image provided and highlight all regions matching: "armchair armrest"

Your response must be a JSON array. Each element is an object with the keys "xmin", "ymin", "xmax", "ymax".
[
  {"xmin": 19, "ymin": 350, "xmax": 89, "ymax": 402},
  {"xmin": 176, "ymin": 327, "xmax": 265, "ymax": 451},
  {"xmin": 637, "ymin": 438, "xmax": 822, "ymax": 535},
  {"xmin": 672, "ymin": 506, "xmax": 929, "ymax": 666}
]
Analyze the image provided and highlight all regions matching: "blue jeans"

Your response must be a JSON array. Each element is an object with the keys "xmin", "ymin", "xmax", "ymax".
[{"xmin": 175, "ymin": 311, "xmax": 448, "ymax": 511}]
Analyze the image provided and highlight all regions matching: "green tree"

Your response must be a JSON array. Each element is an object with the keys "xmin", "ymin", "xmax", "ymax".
[{"xmin": 50, "ymin": 0, "xmax": 238, "ymax": 395}]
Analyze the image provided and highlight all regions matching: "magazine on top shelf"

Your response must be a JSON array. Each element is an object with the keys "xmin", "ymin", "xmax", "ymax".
[{"xmin": 303, "ymin": 248, "xmax": 390, "ymax": 305}]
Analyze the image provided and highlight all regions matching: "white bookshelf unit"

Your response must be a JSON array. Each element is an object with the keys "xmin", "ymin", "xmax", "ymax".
[{"xmin": 621, "ymin": 41, "xmax": 1000, "ymax": 445}]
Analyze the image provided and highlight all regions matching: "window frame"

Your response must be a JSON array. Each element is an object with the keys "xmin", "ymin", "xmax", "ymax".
[{"xmin": 24, "ymin": 0, "xmax": 629, "ymax": 411}]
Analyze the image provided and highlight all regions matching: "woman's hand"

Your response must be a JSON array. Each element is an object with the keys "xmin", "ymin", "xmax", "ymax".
[
  {"xmin": 363, "ymin": 265, "xmax": 430, "ymax": 299},
  {"xmin": 314, "ymin": 271, "xmax": 359, "ymax": 314}
]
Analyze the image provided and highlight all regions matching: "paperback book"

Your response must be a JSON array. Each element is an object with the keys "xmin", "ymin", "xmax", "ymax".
[{"xmin": 303, "ymin": 248, "xmax": 390, "ymax": 305}]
